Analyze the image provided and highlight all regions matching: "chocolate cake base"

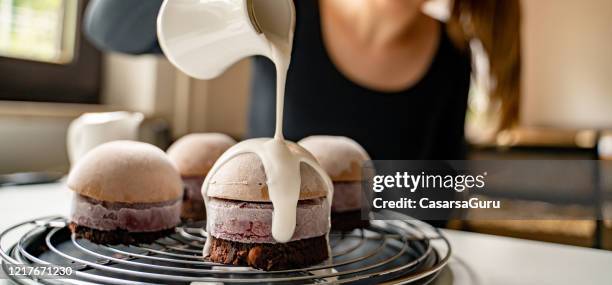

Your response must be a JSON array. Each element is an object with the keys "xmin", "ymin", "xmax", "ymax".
[
  {"xmin": 181, "ymin": 198, "xmax": 206, "ymax": 222},
  {"xmin": 208, "ymin": 235, "xmax": 329, "ymax": 271},
  {"xmin": 69, "ymin": 223, "xmax": 175, "ymax": 245},
  {"xmin": 180, "ymin": 176, "xmax": 206, "ymax": 221},
  {"xmin": 331, "ymin": 210, "xmax": 370, "ymax": 232}
]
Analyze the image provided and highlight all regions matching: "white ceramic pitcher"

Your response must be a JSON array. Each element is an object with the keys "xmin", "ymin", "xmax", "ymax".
[
  {"xmin": 157, "ymin": 0, "xmax": 295, "ymax": 79},
  {"xmin": 67, "ymin": 112, "xmax": 144, "ymax": 165}
]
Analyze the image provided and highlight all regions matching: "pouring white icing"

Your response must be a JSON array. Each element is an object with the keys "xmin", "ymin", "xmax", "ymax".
[{"xmin": 201, "ymin": 1, "xmax": 333, "ymax": 256}]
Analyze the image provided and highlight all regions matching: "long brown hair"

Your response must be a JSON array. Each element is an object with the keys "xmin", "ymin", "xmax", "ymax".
[{"xmin": 447, "ymin": 0, "xmax": 521, "ymax": 130}]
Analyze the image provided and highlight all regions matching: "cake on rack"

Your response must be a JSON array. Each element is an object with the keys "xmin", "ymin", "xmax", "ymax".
[
  {"xmin": 299, "ymin": 136, "xmax": 371, "ymax": 231},
  {"xmin": 204, "ymin": 148, "xmax": 331, "ymax": 270},
  {"xmin": 67, "ymin": 141, "xmax": 183, "ymax": 245}
]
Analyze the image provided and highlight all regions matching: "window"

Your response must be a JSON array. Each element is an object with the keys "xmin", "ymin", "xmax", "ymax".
[
  {"xmin": 0, "ymin": 0, "xmax": 78, "ymax": 64},
  {"xmin": 0, "ymin": 0, "xmax": 101, "ymax": 104}
]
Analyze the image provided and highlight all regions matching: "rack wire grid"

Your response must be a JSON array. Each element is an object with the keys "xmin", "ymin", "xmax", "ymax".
[{"xmin": 0, "ymin": 215, "xmax": 451, "ymax": 284}]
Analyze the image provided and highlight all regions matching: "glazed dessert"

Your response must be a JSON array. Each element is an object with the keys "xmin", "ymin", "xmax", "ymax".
[
  {"xmin": 203, "ymin": 145, "xmax": 331, "ymax": 271},
  {"xmin": 299, "ymin": 136, "xmax": 371, "ymax": 231},
  {"xmin": 167, "ymin": 133, "xmax": 236, "ymax": 221},
  {"xmin": 68, "ymin": 141, "xmax": 183, "ymax": 245}
]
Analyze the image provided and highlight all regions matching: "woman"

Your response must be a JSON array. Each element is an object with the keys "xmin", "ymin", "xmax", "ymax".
[{"xmin": 84, "ymin": 0, "xmax": 520, "ymax": 160}]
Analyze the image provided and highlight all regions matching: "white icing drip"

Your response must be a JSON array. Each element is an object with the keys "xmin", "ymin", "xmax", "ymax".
[{"xmin": 201, "ymin": 2, "xmax": 333, "ymax": 259}]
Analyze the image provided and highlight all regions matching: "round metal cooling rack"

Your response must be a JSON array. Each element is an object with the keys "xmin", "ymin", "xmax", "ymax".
[{"xmin": 1, "ymin": 216, "xmax": 451, "ymax": 284}]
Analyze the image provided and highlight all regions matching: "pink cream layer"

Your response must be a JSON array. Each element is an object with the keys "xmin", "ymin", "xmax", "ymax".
[
  {"xmin": 70, "ymin": 194, "xmax": 181, "ymax": 232},
  {"xmin": 207, "ymin": 198, "xmax": 329, "ymax": 244},
  {"xmin": 332, "ymin": 182, "xmax": 363, "ymax": 213}
]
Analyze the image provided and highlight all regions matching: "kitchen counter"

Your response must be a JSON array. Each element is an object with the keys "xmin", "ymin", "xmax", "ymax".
[{"xmin": 1, "ymin": 183, "xmax": 611, "ymax": 285}]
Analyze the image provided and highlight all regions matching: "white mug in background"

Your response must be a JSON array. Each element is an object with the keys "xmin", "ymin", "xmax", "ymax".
[
  {"xmin": 157, "ymin": 0, "xmax": 295, "ymax": 80},
  {"xmin": 67, "ymin": 112, "xmax": 144, "ymax": 165},
  {"xmin": 599, "ymin": 133, "xmax": 612, "ymax": 160}
]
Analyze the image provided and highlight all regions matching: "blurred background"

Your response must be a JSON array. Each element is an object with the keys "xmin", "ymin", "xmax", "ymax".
[{"xmin": 0, "ymin": 0, "xmax": 611, "ymax": 249}]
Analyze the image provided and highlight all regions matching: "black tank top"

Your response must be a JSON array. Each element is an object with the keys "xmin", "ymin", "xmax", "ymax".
[{"xmin": 248, "ymin": 0, "xmax": 471, "ymax": 160}]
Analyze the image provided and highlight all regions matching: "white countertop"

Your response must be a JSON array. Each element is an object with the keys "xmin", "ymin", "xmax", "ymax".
[{"xmin": 1, "ymin": 183, "xmax": 611, "ymax": 285}]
